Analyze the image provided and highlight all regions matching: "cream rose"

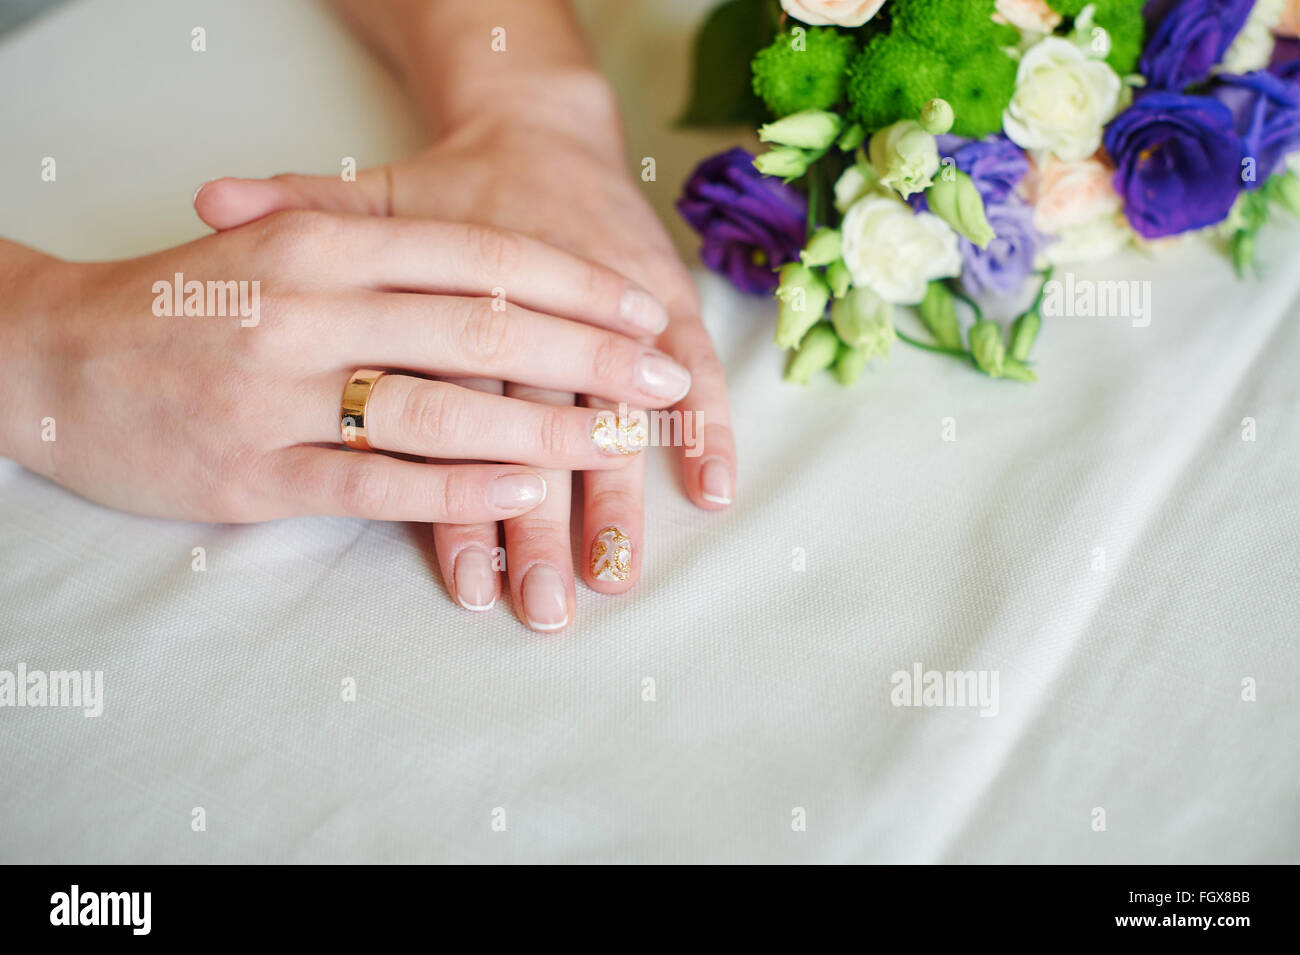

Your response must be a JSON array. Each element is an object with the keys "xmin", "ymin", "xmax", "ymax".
[
  {"xmin": 840, "ymin": 196, "xmax": 962, "ymax": 305},
  {"xmin": 1219, "ymin": 0, "xmax": 1285, "ymax": 73},
  {"xmin": 779, "ymin": 0, "xmax": 888, "ymax": 27},
  {"xmin": 1031, "ymin": 155, "xmax": 1132, "ymax": 266},
  {"xmin": 994, "ymin": 0, "xmax": 1062, "ymax": 34},
  {"xmin": 1002, "ymin": 37, "xmax": 1122, "ymax": 162}
]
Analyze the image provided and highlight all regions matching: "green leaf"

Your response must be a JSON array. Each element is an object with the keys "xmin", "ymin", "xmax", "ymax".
[{"xmin": 676, "ymin": 0, "xmax": 775, "ymax": 127}]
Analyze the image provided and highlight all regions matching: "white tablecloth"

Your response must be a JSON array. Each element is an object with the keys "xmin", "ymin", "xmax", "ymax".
[{"xmin": 1, "ymin": 0, "xmax": 1297, "ymax": 864}]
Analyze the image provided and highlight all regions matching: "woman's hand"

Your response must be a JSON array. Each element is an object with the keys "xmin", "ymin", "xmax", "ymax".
[
  {"xmin": 0, "ymin": 212, "xmax": 687, "ymax": 525},
  {"xmin": 194, "ymin": 73, "xmax": 736, "ymax": 629}
]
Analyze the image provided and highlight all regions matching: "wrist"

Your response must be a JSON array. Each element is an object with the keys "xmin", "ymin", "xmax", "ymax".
[
  {"xmin": 434, "ymin": 66, "xmax": 622, "ymax": 144},
  {"xmin": 0, "ymin": 242, "xmax": 64, "ymax": 469}
]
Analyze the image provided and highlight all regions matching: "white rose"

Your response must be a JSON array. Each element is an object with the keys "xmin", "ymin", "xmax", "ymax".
[
  {"xmin": 1218, "ymin": 0, "xmax": 1285, "ymax": 74},
  {"xmin": 840, "ymin": 196, "xmax": 962, "ymax": 305},
  {"xmin": 779, "ymin": 0, "xmax": 888, "ymax": 27},
  {"xmin": 994, "ymin": 0, "xmax": 1062, "ymax": 35},
  {"xmin": 1003, "ymin": 37, "xmax": 1122, "ymax": 162},
  {"xmin": 868, "ymin": 119, "xmax": 940, "ymax": 199}
]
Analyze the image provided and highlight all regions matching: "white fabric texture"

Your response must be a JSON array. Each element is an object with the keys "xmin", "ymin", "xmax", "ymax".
[{"xmin": 0, "ymin": 0, "xmax": 1296, "ymax": 864}]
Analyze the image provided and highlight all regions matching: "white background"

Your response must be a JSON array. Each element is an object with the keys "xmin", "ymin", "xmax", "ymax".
[{"xmin": 0, "ymin": 0, "xmax": 1296, "ymax": 863}]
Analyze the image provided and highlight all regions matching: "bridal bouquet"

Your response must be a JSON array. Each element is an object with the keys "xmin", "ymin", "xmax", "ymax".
[{"xmin": 676, "ymin": 0, "xmax": 1300, "ymax": 384}]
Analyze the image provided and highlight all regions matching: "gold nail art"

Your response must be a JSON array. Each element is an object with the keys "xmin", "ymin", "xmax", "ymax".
[
  {"xmin": 591, "ymin": 410, "xmax": 648, "ymax": 455},
  {"xmin": 590, "ymin": 525, "xmax": 632, "ymax": 582}
]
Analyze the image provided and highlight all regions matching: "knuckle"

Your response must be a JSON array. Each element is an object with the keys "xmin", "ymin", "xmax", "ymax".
[
  {"xmin": 456, "ymin": 300, "xmax": 513, "ymax": 363},
  {"xmin": 588, "ymin": 333, "xmax": 626, "ymax": 387},
  {"xmin": 537, "ymin": 407, "xmax": 571, "ymax": 461},
  {"xmin": 340, "ymin": 458, "xmax": 391, "ymax": 516},
  {"xmin": 505, "ymin": 517, "xmax": 566, "ymax": 550},
  {"xmin": 587, "ymin": 486, "xmax": 636, "ymax": 516},
  {"xmin": 467, "ymin": 224, "xmax": 522, "ymax": 277},
  {"xmin": 438, "ymin": 470, "xmax": 474, "ymax": 520},
  {"xmin": 253, "ymin": 209, "xmax": 332, "ymax": 264},
  {"xmin": 401, "ymin": 383, "xmax": 456, "ymax": 447}
]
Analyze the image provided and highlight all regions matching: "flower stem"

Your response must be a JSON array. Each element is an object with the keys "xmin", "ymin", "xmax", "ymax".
[
  {"xmin": 896, "ymin": 329, "xmax": 973, "ymax": 363},
  {"xmin": 805, "ymin": 164, "xmax": 820, "ymax": 237},
  {"xmin": 1030, "ymin": 267, "xmax": 1054, "ymax": 312},
  {"xmin": 945, "ymin": 282, "xmax": 984, "ymax": 322}
]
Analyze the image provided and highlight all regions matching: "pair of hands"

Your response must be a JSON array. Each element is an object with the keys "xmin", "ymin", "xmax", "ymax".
[{"xmin": 2, "ymin": 83, "xmax": 735, "ymax": 631}]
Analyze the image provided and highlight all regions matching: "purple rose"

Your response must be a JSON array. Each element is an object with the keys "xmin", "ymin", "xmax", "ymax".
[
  {"xmin": 677, "ymin": 147, "xmax": 807, "ymax": 295},
  {"xmin": 1139, "ymin": 0, "xmax": 1255, "ymax": 91},
  {"xmin": 1104, "ymin": 92, "xmax": 1244, "ymax": 238},
  {"xmin": 1211, "ymin": 72, "xmax": 1300, "ymax": 188},
  {"xmin": 934, "ymin": 134, "xmax": 1030, "ymax": 205},
  {"xmin": 958, "ymin": 202, "xmax": 1044, "ymax": 297}
]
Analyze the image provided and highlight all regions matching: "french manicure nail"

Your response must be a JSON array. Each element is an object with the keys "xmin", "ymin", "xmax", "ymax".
[
  {"xmin": 699, "ymin": 457, "xmax": 732, "ymax": 505},
  {"xmin": 590, "ymin": 525, "xmax": 632, "ymax": 582},
  {"xmin": 454, "ymin": 547, "xmax": 497, "ymax": 612},
  {"xmin": 490, "ymin": 473, "xmax": 547, "ymax": 511},
  {"xmin": 637, "ymin": 353, "xmax": 692, "ymax": 403},
  {"xmin": 620, "ymin": 287, "xmax": 669, "ymax": 335},
  {"xmin": 521, "ymin": 565, "xmax": 568, "ymax": 631}
]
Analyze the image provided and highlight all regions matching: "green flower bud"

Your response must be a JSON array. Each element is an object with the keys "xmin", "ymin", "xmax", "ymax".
[
  {"xmin": 1266, "ymin": 171, "xmax": 1300, "ymax": 220},
  {"xmin": 969, "ymin": 320, "xmax": 1006, "ymax": 378},
  {"xmin": 754, "ymin": 146, "xmax": 812, "ymax": 181},
  {"xmin": 1008, "ymin": 309, "xmax": 1041, "ymax": 362},
  {"xmin": 774, "ymin": 263, "xmax": 832, "ymax": 350},
  {"xmin": 825, "ymin": 259, "xmax": 852, "ymax": 299},
  {"xmin": 833, "ymin": 343, "xmax": 871, "ymax": 386},
  {"xmin": 926, "ymin": 169, "xmax": 995, "ymax": 249},
  {"xmin": 1000, "ymin": 357, "xmax": 1038, "ymax": 383},
  {"xmin": 831, "ymin": 286, "xmax": 895, "ymax": 359},
  {"xmin": 868, "ymin": 119, "xmax": 940, "ymax": 199},
  {"xmin": 784, "ymin": 324, "xmax": 840, "ymax": 385},
  {"xmin": 1231, "ymin": 230, "xmax": 1256, "ymax": 279},
  {"xmin": 918, "ymin": 98, "xmax": 954, "ymax": 136},
  {"xmin": 758, "ymin": 109, "xmax": 843, "ymax": 151},
  {"xmin": 918, "ymin": 281, "xmax": 962, "ymax": 350},
  {"xmin": 837, "ymin": 122, "xmax": 867, "ymax": 152},
  {"xmin": 801, "ymin": 228, "xmax": 842, "ymax": 267}
]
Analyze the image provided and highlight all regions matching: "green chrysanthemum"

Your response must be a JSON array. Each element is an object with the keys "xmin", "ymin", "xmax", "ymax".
[
  {"xmin": 846, "ymin": 35, "xmax": 947, "ymax": 132},
  {"xmin": 1091, "ymin": 0, "xmax": 1147, "ymax": 74},
  {"xmin": 941, "ymin": 47, "xmax": 1018, "ymax": 138},
  {"xmin": 751, "ymin": 27, "xmax": 857, "ymax": 117},
  {"xmin": 894, "ymin": 0, "xmax": 1015, "ymax": 58},
  {"xmin": 1045, "ymin": 0, "xmax": 1145, "ymax": 74}
]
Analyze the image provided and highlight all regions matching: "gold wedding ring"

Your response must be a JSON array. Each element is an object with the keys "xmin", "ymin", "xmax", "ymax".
[{"xmin": 340, "ymin": 369, "xmax": 387, "ymax": 451}]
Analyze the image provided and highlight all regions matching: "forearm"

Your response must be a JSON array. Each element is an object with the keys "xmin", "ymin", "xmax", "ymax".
[{"xmin": 328, "ymin": 0, "xmax": 615, "ymax": 135}]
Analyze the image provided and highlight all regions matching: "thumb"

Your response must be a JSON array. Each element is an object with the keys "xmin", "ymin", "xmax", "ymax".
[{"xmin": 193, "ymin": 168, "xmax": 391, "ymax": 230}]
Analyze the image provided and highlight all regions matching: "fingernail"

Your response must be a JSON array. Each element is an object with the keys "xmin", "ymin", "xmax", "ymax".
[
  {"xmin": 591, "ymin": 409, "xmax": 648, "ymax": 456},
  {"xmin": 699, "ymin": 457, "xmax": 732, "ymax": 505},
  {"xmin": 590, "ymin": 525, "xmax": 632, "ymax": 582},
  {"xmin": 454, "ymin": 547, "xmax": 497, "ymax": 612},
  {"xmin": 521, "ymin": 565, "xmax": 568, "ymax": 631},
  {"xmin": 192, "ymin": 179, "xmax": 216, "ymax": 204},
  {"xmin": 490, "ymin": 473, "xmax": 547, "ymax": 511},
  {"xmin": 620, "ymin": 287, "xmax": 669, "ymax": 335},
  {"xmin": 636, "ymin": 353, "xmax": 692, "ymax": 403}
]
